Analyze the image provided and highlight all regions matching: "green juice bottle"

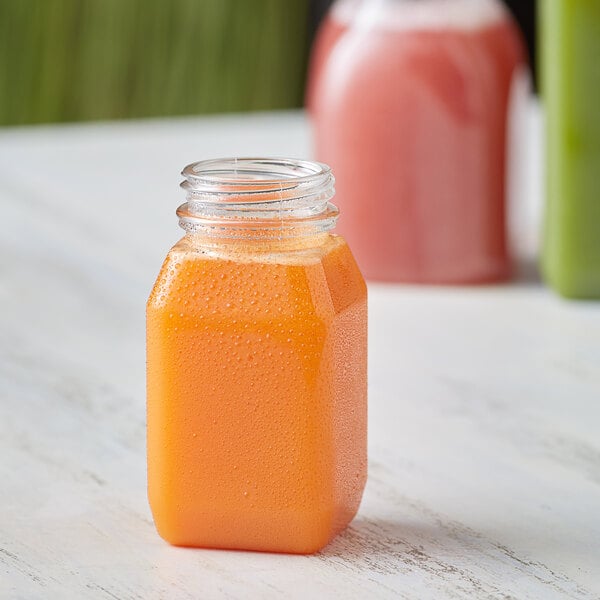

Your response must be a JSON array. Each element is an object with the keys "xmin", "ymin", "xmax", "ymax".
[{"xmin": 541, "ymin": 0, "xmax": 600, "ymax": 299}]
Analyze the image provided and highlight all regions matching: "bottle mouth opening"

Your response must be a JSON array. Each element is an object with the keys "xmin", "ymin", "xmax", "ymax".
[
  {"xmin": 178, "ymin": 158, "xmax": 338, "ymax": 238},
  {"xmin": 181, "ymin": 157, "xmax": 333, "ymax": 192}
]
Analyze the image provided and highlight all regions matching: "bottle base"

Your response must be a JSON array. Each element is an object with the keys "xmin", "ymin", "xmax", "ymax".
[{"xmin": 154, "ymin": 517, "xmax": 349, "ymax": 555}]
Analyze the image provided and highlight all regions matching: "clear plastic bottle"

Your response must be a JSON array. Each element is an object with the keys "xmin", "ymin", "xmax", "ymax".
[{"xmin": 146, "ymin": 158, "xmax": 367, "ymax": 553}]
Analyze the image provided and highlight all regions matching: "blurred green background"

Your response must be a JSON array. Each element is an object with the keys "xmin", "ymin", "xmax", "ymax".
[
  {"xmin": 0, "ymin": 0, "xmax": 535, "ymax": 127},
  {"xmin": 0, "ymin": 0, "xmax": 311, "ymax": 125}
]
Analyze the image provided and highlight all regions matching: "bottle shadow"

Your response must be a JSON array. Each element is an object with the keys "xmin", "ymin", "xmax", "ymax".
[
  {"xmin": 316, "ymin": 517, "xmax": 450, "ymax": 575},
  {"xmin": 314, "ymin": 515, "xmax": 538, "ymax": 579},
  {"xmin": 514, "ymin": 256, "xmax": 543, "ymax": 285}
]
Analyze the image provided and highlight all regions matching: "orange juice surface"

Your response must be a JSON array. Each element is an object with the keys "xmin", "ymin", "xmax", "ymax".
[{"xmin": 147, "ymin": 234, "xmax": 367, "ymax": 554}]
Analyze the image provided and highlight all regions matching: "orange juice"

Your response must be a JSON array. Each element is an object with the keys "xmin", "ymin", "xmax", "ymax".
[{"xmin": 146, "ymin": 159, "xmax": 367, "ymax": 554}]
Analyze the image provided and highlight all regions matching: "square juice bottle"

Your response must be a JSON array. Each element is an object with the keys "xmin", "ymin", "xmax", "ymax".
[{"xmin": 146, "ymin": 158, "xmax": 367, "ymax": 553}]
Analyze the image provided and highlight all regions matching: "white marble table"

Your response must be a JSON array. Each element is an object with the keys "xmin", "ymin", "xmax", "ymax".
[{"xmin": 0, "ymin": 110, "xmax": 599, "ymax": 599}]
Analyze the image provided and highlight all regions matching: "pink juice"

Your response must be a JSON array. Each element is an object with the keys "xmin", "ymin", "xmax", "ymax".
[{"xmin": 308, "ymin": 0, "xmax": 526, "ymax": 283}]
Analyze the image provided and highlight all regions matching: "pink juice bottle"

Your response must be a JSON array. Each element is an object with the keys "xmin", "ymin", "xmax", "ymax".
[{"xmin": 308, "ymin": 0, "xmax": 527, "ymax": 283}]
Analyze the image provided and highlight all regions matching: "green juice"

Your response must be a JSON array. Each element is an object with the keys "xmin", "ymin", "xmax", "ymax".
[{"xmin": 541, "ymin": 0, "xmax": 600, "ymax": 299}]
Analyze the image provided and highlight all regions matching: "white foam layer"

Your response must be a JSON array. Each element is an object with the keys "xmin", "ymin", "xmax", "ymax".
[{"xmin": 331, "ymin": 0, "xmax": 508, "ymax": 32}]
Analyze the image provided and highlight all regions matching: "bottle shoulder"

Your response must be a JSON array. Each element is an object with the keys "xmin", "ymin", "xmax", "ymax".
[{"xmin": 147, "ymin": 234, "xmax": 366, "ymax": 320}]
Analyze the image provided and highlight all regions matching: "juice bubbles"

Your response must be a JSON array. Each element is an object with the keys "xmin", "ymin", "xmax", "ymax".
[
  {"xmin": 309, "ymin": 0, "xmax": 526, "ymax": 283},
  {"xmin": 146, "ymin": 159, "xmax": 367, "ymax": 554},
  {"xmin": 541, "ymin": 0, "xmax": 600, "ymax": 299}
]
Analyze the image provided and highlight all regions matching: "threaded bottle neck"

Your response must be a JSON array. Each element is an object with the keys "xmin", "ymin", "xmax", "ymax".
[{"xmin": 177, "ymin": 158, "xmax": 338, "ymax": 240}]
